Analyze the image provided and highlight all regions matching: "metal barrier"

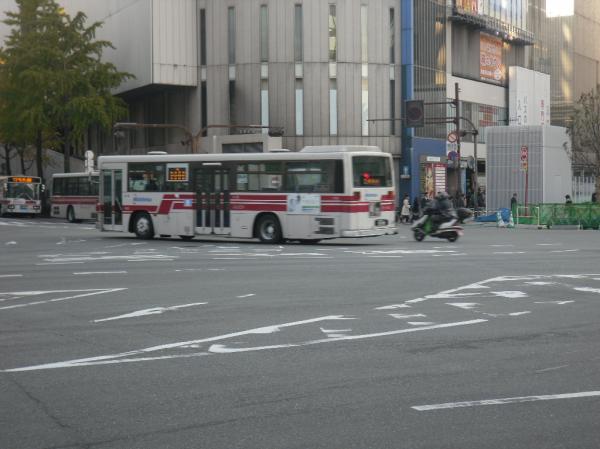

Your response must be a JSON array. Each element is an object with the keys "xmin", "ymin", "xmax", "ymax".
[{"xmin": 516, "ymin": 203, "xmax": 600, "ymax": 229}]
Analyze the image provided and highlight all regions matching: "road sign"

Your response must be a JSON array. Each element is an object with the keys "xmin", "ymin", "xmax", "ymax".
[
  {"xmin": 405, "ymin": 100, "xmax": 425, "ymax": 128},
  {"xmin": 447, "ymin": 131, "xmax": 458, "ymax": 143},
  {"xmin": 520, "ymin": 145, "xmax": 528, "ymax": 171}
]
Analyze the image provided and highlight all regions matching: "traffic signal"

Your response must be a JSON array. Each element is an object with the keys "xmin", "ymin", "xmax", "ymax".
[{"xmin": 405, "ymin": 100, "xmax": 425, "ymax": 128}]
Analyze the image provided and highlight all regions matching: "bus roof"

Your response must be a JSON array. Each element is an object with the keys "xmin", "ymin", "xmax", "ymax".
[
  {"xmin": 51, "ymin": 172, "xmax": 99, "ymax": 178},
  {"xmin": 97, "ymin": 149, "xmax": 390, "ymax": 165},
  {"xmin": 300, "ymin": 145, "xmax": 382, "ymax": 153}
]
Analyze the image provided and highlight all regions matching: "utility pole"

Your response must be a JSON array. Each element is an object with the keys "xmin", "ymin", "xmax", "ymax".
[{"xmin": 454, "ymin": 82, "xmax": 461, "ymax": 198}]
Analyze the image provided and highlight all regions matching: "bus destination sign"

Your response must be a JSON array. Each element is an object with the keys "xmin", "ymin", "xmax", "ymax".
[
  {"xmin": 167, "ymin": 164, "xmax": 189, "ymax": 182},
  {"xmin": 9, "ymin": 176, "xmax": 38, "ymax": 183}
]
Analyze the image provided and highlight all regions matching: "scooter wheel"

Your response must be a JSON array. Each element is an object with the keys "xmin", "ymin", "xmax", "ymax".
[
  {"xmin": 414, "ymin": 229, "xmax": 425, "ymax": 242},
  {"xmin": 447, "ymin": 233, "xmax": 459, "ymax": 242}
]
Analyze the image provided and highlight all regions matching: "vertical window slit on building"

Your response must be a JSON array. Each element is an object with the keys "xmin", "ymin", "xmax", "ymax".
[
  {"xmin": 294, "ymin": 4, "xmax": 303, "ymax": 62},
  {"xmin": 228, "ymin": 7, "xmax": 235, "ymax": 65},
  {"xmin": 261, "ymin": 79, "xmax": 269, "ymax": 133},
  {"xmin": 295, "ymin": 79, "xmax": 304, "ymax": 136},
  {"xmin": 200, "ymin": 9, "xmax": 206, "ymax": 66},
  {"xmin": 260, "ymin": 5, "xmax": 268, "ymax": 63},
  {"xmin": 389, "ymin": 8, "xmax": 395, "ymax": 64},
  {"xmin": 201, "ymin": 81, "xmax": 207, "ymax": 137},
  {"xmin": 329, "ymin": 4, "xmax": 336, "ymax": 62},
  {"xmin": 361, "ymin": 5, "xmax": 368, "ymax": 136},
  {"xmin": 390, "ymin": 80, "xmax": 395, "ymax": 136},
  {"xmin": 330, "ymin": 79, "xmax": 337, "ymax": 136},
  {"xmin": 229, "ymin": 80, "xmax": 236, "ymax": 131}
]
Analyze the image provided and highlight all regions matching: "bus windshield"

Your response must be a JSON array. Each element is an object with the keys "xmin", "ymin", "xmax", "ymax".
[
  {"xmin": 6, "ymin": 182, "xmax": 40, "ymax": 200},
  {"xmin": 352, "ymin": 156, "xmax": 393, "ymax": 188}
]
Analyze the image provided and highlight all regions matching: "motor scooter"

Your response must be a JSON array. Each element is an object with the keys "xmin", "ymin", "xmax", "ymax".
[{"xmin": 411, "ymin": 213, "xmax": 464, "ymax": 242}]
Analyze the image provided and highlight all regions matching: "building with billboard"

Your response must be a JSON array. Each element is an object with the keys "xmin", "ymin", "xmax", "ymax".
[{"xmin": 1, "ymin": 0, "xmax": 599, "ymax": 197}]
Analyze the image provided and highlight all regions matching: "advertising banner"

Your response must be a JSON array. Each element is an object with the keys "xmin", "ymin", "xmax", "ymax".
[
  {"xmin": 455, "ymin": 0, "xmax": 478, "ymax": 14},
  {"xmin": 287, "ymin": 194, "xmax": 321, "ymax": 215},
  {"xmin": 508, "ymin": 66, "xmax": 551, "ymax": 126},
  {"xmin": 480, "ymin": 33, "xmax": 504, "ymax": 84}
]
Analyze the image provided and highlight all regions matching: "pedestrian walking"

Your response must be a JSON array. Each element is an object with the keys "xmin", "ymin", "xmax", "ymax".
[
  {"xmin": 510, "ymin": 193, "xmax": 517, "ymax": 215},
  {"xmin": 400, "ymin": 194, "xmax": 411, "ymax": 224},
  {"xmin": 565, "ymin": 194, "xmax": 573, "ymax": 205},
  {"xmin": 412, "ymin": 195, "xmax": 420, "ymax": 221}
]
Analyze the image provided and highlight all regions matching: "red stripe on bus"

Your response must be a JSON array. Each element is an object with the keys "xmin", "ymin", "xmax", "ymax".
[{"xmin": 230, "ymin": 204, "xmax": 287, "ymax": 212}]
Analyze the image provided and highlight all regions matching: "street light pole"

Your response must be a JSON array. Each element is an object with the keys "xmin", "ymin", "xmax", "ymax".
[{"xmin": 454, "ymin": 83, "xmax": 461, "ymax": 198}]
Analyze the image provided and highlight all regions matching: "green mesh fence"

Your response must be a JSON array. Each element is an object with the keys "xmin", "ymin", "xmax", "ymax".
[{"xmin": 516, "ymin": 203, "xmax": 600, "ymax": 229}]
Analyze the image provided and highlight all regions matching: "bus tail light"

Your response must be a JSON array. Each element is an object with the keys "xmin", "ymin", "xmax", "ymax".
[
  {"xmin": 96, "ymin": 203, "xmax": 103, "ymax": 213},
  {"xmin": 388, "ymin": 191, "xmax": 395, "ymax": 201},
  {"xmin": 353, "ymin": 191, "xmax": 361, "ymax": 201}
]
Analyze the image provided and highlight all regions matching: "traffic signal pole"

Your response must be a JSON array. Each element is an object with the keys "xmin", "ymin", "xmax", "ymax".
[{"xmin": 454, "ymin": 82, "xmax": 461, "ymax": 198}]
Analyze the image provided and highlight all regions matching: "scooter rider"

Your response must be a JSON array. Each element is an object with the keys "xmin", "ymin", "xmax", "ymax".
[{"xmin": 429, "ymin": 191, "xmax": 456, "ymax": 231}]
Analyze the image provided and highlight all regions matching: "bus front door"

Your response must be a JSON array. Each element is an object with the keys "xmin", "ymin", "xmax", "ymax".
[
  {"xmin": 101, "ymin": 169, "xmax": 123, "ymax": 231},
  {"xmin": 194, "ymin": 165, "xmax": 230, "ymax": 235}
]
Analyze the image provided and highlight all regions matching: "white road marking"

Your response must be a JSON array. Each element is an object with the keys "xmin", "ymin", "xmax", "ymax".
[
  {"xmin": 509, "ymin": 311, "xmax": 531, "ymax": 316},
  {"xmin": 36, "ymin": 262, "xmax": 85, "ymax": 265},
  {"xmin": 236, "ymin": 294, "xmax": 255, "ymax": 299},
  {"xmin": 525, "ymin": 281, "xmax": 556, "ymax": 286},
  {"xmin": 535, "ymin": 300, "xmax": 574, "ymax": 305},
  {"xmin": 0, "ymin": 274, "xmax": 23, "ymax": 278},
  {"xmin": 536, "ymin": 365, "xmax": 569, "ymax": 373},
  {"xmin": 492, "ymin": 291, "xmax": 527, "ymax": 298},
  {"xmin": 446, "ymin": 303, "xmax": 479, "ymax": 310},
  {"xmin": 375, "ymin": 304, "xmax": 411, "ymax": 310},
  {"xmin": 5, "ymin": 241, "xmax": 17, "ymax": 245},
  {"xmin": 493, "ymin": 251, "xmax": 526, "ymax": 255},
  {"xmin": 550, "ymin": 249, "xmax": 579, "ymax": 253},
  {"xmin": 412, "ymin": 390, "xmax": 600, "ymax": 411},
  {"xmin": 574, "ymin": 287, "xmax": 600, "ymax": 294},
  {"xmin": 42, "ymin": 254, "xmax": 176, "ymax": 263},
  {"xmin": 73, "ymin": 271, "xmax": 127, "ymax": 275},
  {"xmin": 207, "ymin": 320, "xmax": 488, "ymax": 354},
  {"xmin": 389, "ymin": 313, "xmax": 427, "ymax": 319},
  {"xmin": 407, "ymin": 322, "xmax": 435, "ymax": 326},
  {"xmin": 2, "ymin": 315, "xmax": 356, "ymax": 371},
  {"xmin": 0, "ymin": 288, "xmax": 126, "ymax": 310},
  {"xmin": 93, "ymin": 302, "xmax": 207, "ymax": 323}
]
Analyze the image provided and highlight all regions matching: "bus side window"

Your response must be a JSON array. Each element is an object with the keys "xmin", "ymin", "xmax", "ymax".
[
  {"xmin": 78, "ymin": 177, "xmax": 90, "ymax": 195},
  {"xmin": 53, "ymin": 178, "xmax": 63, "ymax": 195}
]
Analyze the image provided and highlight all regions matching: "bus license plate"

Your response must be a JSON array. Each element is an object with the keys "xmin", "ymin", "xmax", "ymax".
[
  {"xmin": 375, "ymin": 219, "xmax": 388, "ymax": 227},
  {"xmin": 20, "ymin": 205, "xmax": 28, "ymax": 210}
]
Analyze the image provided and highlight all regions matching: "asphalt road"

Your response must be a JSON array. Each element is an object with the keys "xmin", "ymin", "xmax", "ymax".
[{"xmin": 1, "ymin": 217, "xmax": 600, "ymax": 449}]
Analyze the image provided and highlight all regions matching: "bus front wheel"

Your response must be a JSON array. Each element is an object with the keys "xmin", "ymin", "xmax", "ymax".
[
  {"xmin": 133, "ymin": 213, "xmax": 154, "ymax": 240},
  {"xmin": 255, "ymin": 214, "xmax": 282, "ymax": 244}
]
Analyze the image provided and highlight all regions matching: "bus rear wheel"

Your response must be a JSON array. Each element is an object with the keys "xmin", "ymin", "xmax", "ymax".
[
  {"xmin": 133, "ymin": 213, "xmax": 154, "ymax": 240},
  {"xmin": 66, "ymin": 206, "xmax": 76, "ymax": 223},
  {"xmin": 255, "ymin": 214, "xmax": 282, "ymax": 244}
]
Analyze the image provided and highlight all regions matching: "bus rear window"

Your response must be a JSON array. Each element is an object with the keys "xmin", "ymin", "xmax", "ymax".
[{"xmin": 352, "ymin": 156, "xmax": 392, "ymax": 187}]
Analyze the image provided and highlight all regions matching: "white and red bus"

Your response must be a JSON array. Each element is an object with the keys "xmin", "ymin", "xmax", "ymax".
[
  {"xmin": 0, "ymin": 176, "xmax": 43, "ymax": 217},
  {"xmin": 96, "ymin": 146, "xmax": 396, "ymax": 243},
  {"xmin": 50, "ymin": 172, "xmax": 99, "ymax": 222}
]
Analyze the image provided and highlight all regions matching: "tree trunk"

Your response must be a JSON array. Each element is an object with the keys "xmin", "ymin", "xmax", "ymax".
[
  {"xmin": 64, "ymin": 127, "xmax": 71, "ymax": 173},
  {"xmin": 19, "ymin": 149, "xmax": 26, "ymax": 174},
  {"xmin": 35, "ymin": 130, "xmax": 48, "ymax": 215},
  {"xmin": 2, "ymin": 144, "xmax": 12, "ymax": 175},
  {"xmin": 36, "ymin": 130, "xmax": 43, "ymax": 180}
]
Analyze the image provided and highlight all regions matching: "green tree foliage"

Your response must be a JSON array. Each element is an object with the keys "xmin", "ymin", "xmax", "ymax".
[
  {"xmin": 0, "ymin": 0, "xmax": 133, "ymax": 174},
  {"xmin": 567, "ymin": 87, "xmax": 600, "ymax": 200}
]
